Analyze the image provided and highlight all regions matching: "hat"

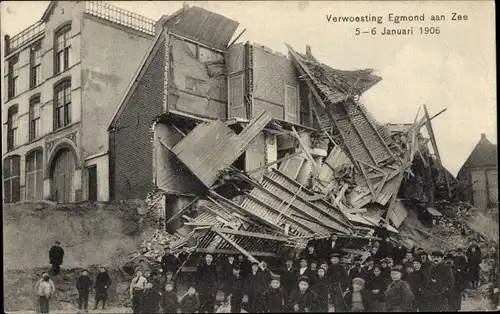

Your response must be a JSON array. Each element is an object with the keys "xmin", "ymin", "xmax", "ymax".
[
  {"xmin": 298, "ymin": 276, "xmax": 310, "ymax": 284},
  {"xmin": 251, "ymin": 261, "xmax": 259, "ymax": 266},
  {"xmin": 365, "ymin": 256, "xmax": 374, "ymax": 262},
  {"xmin": 165, "ymin": 281, "xmax": 175, "ymax": 287},
  {"xmin": 391, "ymin": 265, "xmax": 403, "ymax": 272},
  {"xmin": 232, "ymin": 265, "xmax": 241, "ymax": 270},
  {"xmin": 445, "ymin": 253, "xmax": 454, "ymax": 259},
  {"xmin": 55, "ymin": 241, "xmax": 61, "ymax": 244},
  {"xmin": 352, "ymin": 277, "xmax": 365, "ymax": 287},
  {"xmin": 431, "ymin": 250, "xmax": 444, "ymax": 257},
  {"xmin": 310, "ymin": 260, "xmax": 318, "ymax": 264},
  {"xmin": 271, "ymin": 274, "xmax": 281, "ymax": 281},
  {"xmin": 330, "ymin": 253, "xmax": 340, "ymax": 258},
  {"xmin": 165, "ymin": 271, "xmax": 173, "ymax": 276},
  {"xmin": 380, "ymin": 258, "xmax": 388, "ymax": 264}
]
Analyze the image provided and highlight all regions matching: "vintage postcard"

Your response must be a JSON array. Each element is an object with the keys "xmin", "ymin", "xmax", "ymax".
[{"xmin": 1, "ymin": 1, "xmax": 497, "ymax": 313}]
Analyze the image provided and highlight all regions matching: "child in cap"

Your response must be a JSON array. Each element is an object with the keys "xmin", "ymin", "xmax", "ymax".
[
  {"xmin": 143, "ymin": 282, "xmax": 160, "ymax": 314},
  {"xmin": 227, "ymin": 265, "xmax": 246, "ymax": 313},
  {"xmin": 344, "ymin": 277, "xmax": 372, "ymax": 312},
  {"xmin": 262, "ymin": 275, "xmax": 286, "ymax": 313},
  {"xmin": 161, "ymin": 281, "xmax": 178, "ymax": 313},
  {"xmin": 180, "ymin": 285, "xmax": 200, "ymax": 313},
  {"xmin": 288, "ymin": 276, "xmax": 318, "ymax": 313}
]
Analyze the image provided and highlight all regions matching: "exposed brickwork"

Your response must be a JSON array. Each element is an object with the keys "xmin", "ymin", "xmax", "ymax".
[{"xmin": 109, "ymin": 39, "xmax": 166, "ymax": 201}]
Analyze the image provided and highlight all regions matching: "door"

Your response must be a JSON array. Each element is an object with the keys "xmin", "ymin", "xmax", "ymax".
[
  {"xmin": 51, "ymin": 149, "xmax": 75, "ymax": 203},
  {"xmin": 87, "ymin": 165, "xmax": 97, "ymax": 202}
]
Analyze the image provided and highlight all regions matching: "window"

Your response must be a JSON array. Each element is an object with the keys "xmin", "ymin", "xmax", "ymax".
[
  {"xmin": 3, "ymin": 155, "xmax": 21, "ymax": 204},
  {"xmin": 229, "ymin": 74, "xmax": 245, "ymax": 118},
  {"xmin": 7, "ymin": 106, "xmax": 19, "ymax": 150},
  {"xmin": 7, "ymin": 56, "xmax": 19, "ymax": 99},
  {"xmin": 54, "ymin": 81, "xmax": 72, "ymax": 130},
  {"xmin": 30, "ymin": 41, "xmax": 42, "ymax": 88},
  {"xmin": 26, "ymin": 150, "xmax": 44, "ymax": 201},
  {"xmin": 54, "ymin": 26, "xmax": 71, "ymax": 74},
  {"xmin": 29, "ymin": 96, "xmax": 41, "ymax": 140},
  {"xmin": 285, "ymin": 85, "xmax": 298, "ymax": 123}
]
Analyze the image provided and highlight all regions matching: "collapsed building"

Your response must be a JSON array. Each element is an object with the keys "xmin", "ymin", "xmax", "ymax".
[{"xmin": 108, "ymin": 6, "xmax": 461, "ymax": 270}]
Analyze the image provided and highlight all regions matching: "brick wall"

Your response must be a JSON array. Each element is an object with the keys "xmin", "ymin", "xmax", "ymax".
[{"xmin": 109, "ymin": 38, "xmax": 166, "ymax": 200}]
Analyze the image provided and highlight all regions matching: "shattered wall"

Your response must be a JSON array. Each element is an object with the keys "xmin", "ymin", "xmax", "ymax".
[
  {"xmin": 109, "ymin": 37, "xmax": 166, "ymax": 200},
  {"xmin": 252, "ymin": 45, "xmax": 301, "ymax": 123},
  {"xmin": 154, "ymin": 123, "xmax": 205, "ymax": 195},
  {"xmin": 168, "ymin": 36, "xmax": 227, "ymax": 119}
]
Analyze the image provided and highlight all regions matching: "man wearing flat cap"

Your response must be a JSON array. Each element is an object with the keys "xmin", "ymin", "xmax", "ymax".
[
  {"xmin": 287, "ymin": 276, "xmax": 318, "ymax": 313},
  {"xmin": 420, "ymin": 250, "xmax": 454, "ymax": 312},
  {"xmin": 327, "ymin": 253, "xmax": 348, "ymax": 312}
]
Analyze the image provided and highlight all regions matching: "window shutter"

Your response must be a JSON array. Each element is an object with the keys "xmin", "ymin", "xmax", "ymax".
[
  {"xmin": 285, "ymin": 85, "xmax": 298, "ymax": 123},
  {"xmin": 229, "ymin": 74, "xmax": 245, "ymax": 118}
]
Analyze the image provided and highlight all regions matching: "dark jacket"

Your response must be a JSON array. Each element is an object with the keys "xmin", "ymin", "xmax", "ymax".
[
  {"xmin": 76, "ymin": 275, "xmax": 93, "ymax": 294},
  {"xmin": 301, "ymin": 250, "xmax": 319, "ymax": 265},
  {"xmin": 95, "ymin": 272, "xmax": 112, "ymax": 292},
  {"xmin": 312, "ymin": 275, "xmax": 329, "ymax": 304},
  {"xmin": 344, "ymin": 289, "xmax": 373, "ymax": 312},
  {"xmin": 143, "ymin": 287, "xmax": 160, "ymax": 313},
  {"xmin": 366, "ymin": 274, "xmax": 390, "ymax": 302},
  {"xmin": 161, "ymin": 290, "xmax": 178, "ymax": 313},
  {"xmin": 403, "ymin": 271, "xmax": 424, "ymax": 297},
  {"xmin": 421, "ymin": 263, "xmax": 454, "ymax": 296},
  {"xmin": 263, "ymin": 287, "xmax": 286, "ymax": 312},
  {"xmin": 245, "ymin": 270, "xmax": 267, "ymax": 297},
  {"xmin": 466, "ymin": 246, "xmax": 482, "ymax": 265},
  {"xmin": 327, "ymin": 263, "xmax": 349, "ymax": 291},
  {"xmin": 161, "ymin": 254, "xmax": 179, "ymax": 273},
  {"xmin": 222, "ymin": 260, "xmax": 237, "ymax": 293},
  {"xmin": 237, "ymin": 259, "xmax": 251, "ymax": 279},
  {"xmin": 227, "ymin": 274, "xmax": 247, "ymax": 298},
  {"xmin": 297, "ymin": 267, "xmax": 315, "ymax": 284},
  {"xmin": 49, "ymin": 245, "xmax": 64, "ymax": 265},
  {"xmin": 288, "ymin": 288, "xmax": 319, "ymax": 312},
  {"xmin": 384, "ymin": 280, "xmax": 415, "ymax": 312},
  {"xmin": 348, "ymin": 267, "xmax": 367, "ymax": 284},
  {"xmin": 195, "ymin": 262, "xmax": 218, "ymax": 293},
  {"xmin": 180, "ymin": 293, "xmax": 199, "ymax": 313},
  {"xmin": 281, "ymin": 266, "xmax": 298, "ymax": 296},
  {"xmin": 392, "ymin": 246, "xmax": 408, "ymax": 265}
]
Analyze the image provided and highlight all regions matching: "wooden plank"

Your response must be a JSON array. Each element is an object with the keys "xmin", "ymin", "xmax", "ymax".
[
  {"xmin": 196, "ymin": 247, "xmax": 278, "ymax": 258},
  {"xmin": 214, "ymin": 230, "xmax": 260, "ymax": 263},
  {"xmin": 247, "ymin": 151, "xmax": 302, "ymax": 175},
  {"xmin": 165, "ymin": 197, "xmax": 199, "ymax": 225},
  {"xmin": 212, "ymin": 227, "xmax": 290, "ymax": 242},
  {"xmin": 344, "ymin": 107, "xmax": 379, "ymax": 165},
  {"xmin": 291, "ymin": 126, "xmax": 320, "ymax": 173}
]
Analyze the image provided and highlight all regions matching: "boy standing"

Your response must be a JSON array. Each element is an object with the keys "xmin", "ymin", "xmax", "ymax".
[
  {"xmin": 343, "ymin": 277, "xmax": 372, "ymax": 312},
  {"xmin": 312, "ymin": 268, "xmax": 329, "ymax": 312},
  {"xmin": 288, "ymin": 276, "xmax": 318, "ymax": 313},
  {"xmin": 161, "ymin": 281, "xmax": 178, "ymax": 313},
  {"xmin": 263, "ymin": 275, "xmax": 286, "ymax": 313},
  {"xmin": 34, "ymin": 273, "xmax": 55, "ymax": 314},
  {"xmin": 180, "ymin": 286, "xmax": 200, "ymax": 313},
  {"xmin": 76, "ymin": 269, "xmax": 93, "ymax": 313},
  {"xmin": 94, "ymin": 266, "xmax": 112, "ymax": 310},
  {"xmin": 227, "ymin": 265, "xmax": 247, "ymax": 313}
]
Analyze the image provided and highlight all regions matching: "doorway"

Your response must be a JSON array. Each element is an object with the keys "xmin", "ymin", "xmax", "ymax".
[{"xmin": 87, "ymin": 165, "xmax": 97, "ymax": 202}]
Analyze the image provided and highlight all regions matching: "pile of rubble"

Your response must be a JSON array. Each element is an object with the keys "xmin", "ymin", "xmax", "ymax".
[{"xmin": 140, "ymin": 44, "xmax": 467, "ymax": 268}]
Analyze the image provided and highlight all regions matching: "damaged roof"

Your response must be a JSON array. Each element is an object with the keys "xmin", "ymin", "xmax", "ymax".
[
  {"xmin": 460, "ymin": 133, "xmax": 497, "ymax": 169},
  {"xmin": 157, "ymin": 5, "xmax": 239, "ymax": 50}
]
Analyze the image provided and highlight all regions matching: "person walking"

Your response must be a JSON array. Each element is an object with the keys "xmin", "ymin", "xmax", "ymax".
[
  {"xmin": 195, "ymin": 253, "xmax": 218, "ymax": 313},
  {"xmin": 130, "ymin": 269, "xmax": 147, "ymax": 314},
  {"xmin": 76, "ymin": 269, "xmax": 93, "ymax": 313},
  {"xmin": 34, "ymin": 273, "xmax": 56, "ymax": 314},
  {"xmin": 94, "ymin": 266, "xmax": 112, "ymax": 311},
  {"xmin": 49, "ymin": 241, "xmax": 64, "ymax": 275}
]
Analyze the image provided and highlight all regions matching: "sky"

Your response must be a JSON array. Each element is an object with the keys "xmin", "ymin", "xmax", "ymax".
[{"xmin": 1, "ymin": 1, "xmax": 496, "ymax": 176}]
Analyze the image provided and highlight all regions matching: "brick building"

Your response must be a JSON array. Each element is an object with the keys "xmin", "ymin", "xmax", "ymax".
[
  {"xmin": 457, "ymin": 133, "xmax": 498, "ymax": 210},
  {"xmin": 108, "ymin": 6, "xmax": 331, "ymax": 206},
  {"xmin": 2, "ymin": 1, "xmax": 154, "ymax": 204}
]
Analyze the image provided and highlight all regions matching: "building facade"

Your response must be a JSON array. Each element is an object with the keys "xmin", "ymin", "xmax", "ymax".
[
  {"xmin": 458, "ymin": 133, "xmax": 498, "ymax": 210},
  {"xmin": 2, "ymin": 1, "xmax": 154, "ymax": 204}
]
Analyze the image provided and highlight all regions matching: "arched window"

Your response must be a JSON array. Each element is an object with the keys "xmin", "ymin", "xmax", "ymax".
[
  {"xmin": 54, "ymin": 24, "xmax": 71, "ymax": 74},
  {"xmin": 53, "ymin": 79, "xmax": 71, "ymax": 130},
  {"xmin": 7, "ymin": 55, "xmax": 19, "ymax": 99},
  {"xmin": 30, "ymin": 41, "xmax": 42, "ymax": 88},
  {"xmin": 29, "ymin": 95, "xmax": 41, "ymax": 141},
  {"xmin": 26, "ymin": 149, "xmax": 44, "ymax": 201},
  {"xmin": 3, "ymin": 155, "xmax": 21, "ymax": 204},
  {"xmin": 7, "ymin": 105, "xmax": 19, "ymax": 151}
]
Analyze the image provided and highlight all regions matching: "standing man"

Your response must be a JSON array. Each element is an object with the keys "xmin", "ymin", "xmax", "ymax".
[
  {"xmin": 392, "ymin": 240, "xmax": 408, "ymax": 266},
  {"xmin": 76, "ymin": 269, "xmax": 93, "ymax": 313},
  {"xmin": 227, "ymin": 265, "xmax": 247, "ymax": 313},
  {"xmin": 420, "ymin": 250, "xmax": 455, "ymax": 312},
  {"xmin": 245, "ymin": 261, "xmax": 265, "ymax": 313},
  {"xmin": 35, "ymin": 272, "xmax": 56, "ymax": 314},
  {"xmin": 130, "ymin": 269, "xmax": 147, "ymax": 314},
  {"xmin": 161, "ymin": 247, "xmax": 180, "ymax": 275},
  {"xmin": 94, "ymin": 266, "xmax": 112, "ymax": 311},
  {"xmin": 281, "ymin": 257, "xmax": 297, "ymax": 311},
  {"xmin": 49, "ymin": 241, "xmax": 65, "ymax": 275},
  {"xmin": 222, "ymin": 255, "xmax": 237, "ymax": 301},
  {"xmin": 466, "ymin": 239, "xmax": 482, "ymax": 288},
  {"xmin": 327, "ymin": 253, "xmax": 348, "ymax": 312},
  {"xmin": 195, "ymin": 253, "xmax": 218, "ymax": 313}
]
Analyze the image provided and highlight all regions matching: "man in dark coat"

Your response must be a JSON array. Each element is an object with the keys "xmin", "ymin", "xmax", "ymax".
[
  {"xmin": 378, "ymin": 237, "xmax": 393, "ymax": 260},
  {"xmin": 419, "ymin": 251, "xmax": 432, "ymax": 276},
  {"xmin": 195, "ymin": 253, "xmax": 218, "ymax": 313},
  {"xmin": 222, "ymin": 255, "xmax": 237, "ymax": 301},
  {"xmin": 311, "ymin": 268, "xmax": 329, "ymax": 312},
  {"xmin": 327, "ymin": 253, "xmax": 348, "ymax": 312},
  {"xmin": 349, "ymin": 262, "xmax": 367, "ymax": 284},
  {"xmin": 161, "ymin": 247, "xmax": 179, "ymax": 275},
  {"xmin": 227, "ymin": 265, "xmax": 247, "ymax": 313},
  {"xmin": 446, "ymin": 253, "xmax": 463, "ymax": 312},
  {"xmin": 237, "ymin": 255, "xmax": 251, "ymax": 279},
  {"xmin": 392, "ymin": 241, "xmax": 408, "ymax": 265},
  {"xmin": 318, "ymin": 234, "xmax": 341, "ymax": 260},
  {"xmin": 245, "ymin": 261, "xmax": 267, "ymax": 313},
  {"xmin": 94, "ymin": 266, "xmax": 112, "ymax": 310},
  {"xmin": 453, "ymin": 248, "xmax": 468, "ymax": 291},
  {"xmin": 301, "ymin": 244, "xmax": 319, "ymax": 265},
  {"xmin": 420, "ymin": 250, "xmax": 455, "ymax": 312},
  {"xmin": 466, "ymin": 239, "xmax": 482, "ymax": 288},
  {"xmin": 49, "ymin": 241, "xmax": 64, "ymax": 275},
  {"xmin": 76, "ymin": 269, "xmax": 93, "ymax": 313},
  {"xmin": 281, "ymin": 257, "xmax": 297, "ymax": 311},
  {"xmin": 385, "ymin": 265, "xmax": 414, "ymax": 312}
]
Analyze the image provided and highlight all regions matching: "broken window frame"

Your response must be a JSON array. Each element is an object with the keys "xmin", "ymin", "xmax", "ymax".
[{"xmin": 284, "ymin": 84, "xmax": 299, "ymax": 123}]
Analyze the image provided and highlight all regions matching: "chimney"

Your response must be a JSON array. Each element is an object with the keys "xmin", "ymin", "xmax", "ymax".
[{"xmin": 481, "ymin": 133, "xmax": 486, "ymax": 139}]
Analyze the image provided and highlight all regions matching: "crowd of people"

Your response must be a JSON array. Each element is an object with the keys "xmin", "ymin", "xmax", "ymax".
[{"xmin": 35, "ymin": 235, "xmax": 497, "ymax": 313}]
